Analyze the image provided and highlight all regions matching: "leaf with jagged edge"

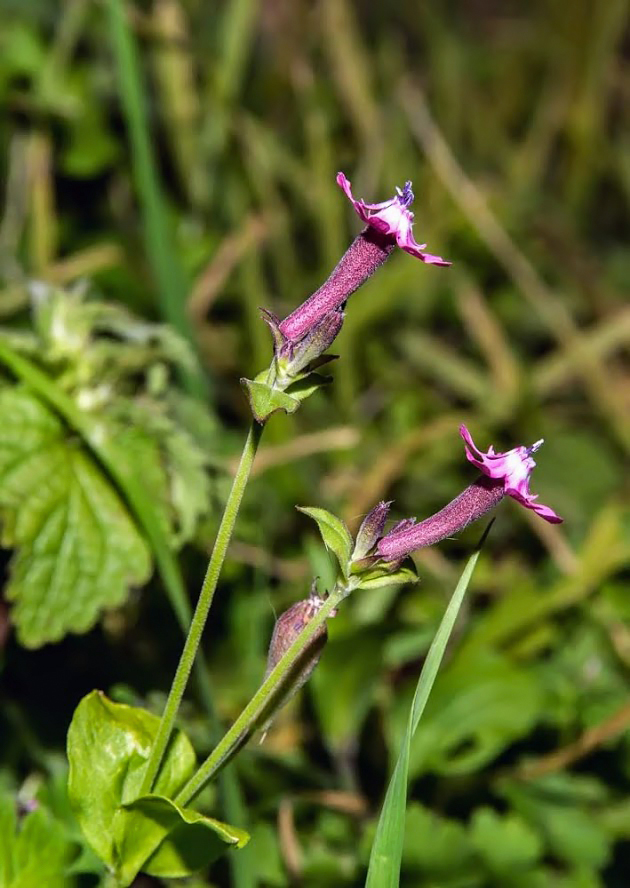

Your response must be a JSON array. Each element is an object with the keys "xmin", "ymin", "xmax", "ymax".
[
  {"xmin": 0, "ymin": 387, "xmax": 151, "ymax": 647},
  {"xmin": 110, "ymin": 400, "xmax": 211, "ymax": 547}
]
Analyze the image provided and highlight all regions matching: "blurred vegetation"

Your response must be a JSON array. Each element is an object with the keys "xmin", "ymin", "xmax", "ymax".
[{"xmin": 0, "ymin": 0, "xmax": 629, "ymax": 885}]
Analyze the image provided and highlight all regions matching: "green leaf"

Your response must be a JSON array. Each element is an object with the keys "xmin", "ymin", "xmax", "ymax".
[
  {"xmin": 296, "ymin": 507, "xmax": 353, "ymax": 578},
  {"xmin": 470, "ymin": 808, "xmax": 542, "ymax": 875},
  {"xmin": 67, "ymin": 691, "xmax": 195, "ymax": 870},
  {"xmin": 67, "ymin": 691, "xmax": 247, "ymax": 885},
  {"xmin": 241, "ymin": 371, "xmax": 331, "ymax": 423},
  {"xmin": 396, "ymin": 649, "xmax": 543, "ymax": 778},
  {"xmin": 241, "ymin": 378, "xmax": 300, "ymax": 423},
  {"xmin": 0, "ymin": 793, "xmax": 77, "ymax": 888},
  {"xmin": 357, "ymin": 565, "xmax": 418, "ymax": 591},
  {"xmin": 401, "ymin": 803, "xmax": 475, "ymax": 876},
  {"xmin": 117, "ymin": 795, "xmax": 248, "ymax": 881},
  {"xmin": 0, "ymin": 388, "xmax": 151, "ymax": 647},
  {"xmin": 365, "ymin": 548, "xmax": 482, "ymax": 888},
  {"xmin": 501, "ymin": 776, "xmax": 611, "ymax": 870}
]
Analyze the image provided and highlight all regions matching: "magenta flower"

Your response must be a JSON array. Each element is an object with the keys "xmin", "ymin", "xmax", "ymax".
[
  {"xmin": 277, "ymin": 172, "xmax": 451, "ymax": 342},
  {"xmin": 337, "ymin": 172, "xmax": 451, "ymax": 266},
  {"xmin": 460, "ymin": 425, "xmax": 562, "ymax": 524},
  {"xmin": 377, "ymin": 425, "xmax": 563, "ymax": 562}
]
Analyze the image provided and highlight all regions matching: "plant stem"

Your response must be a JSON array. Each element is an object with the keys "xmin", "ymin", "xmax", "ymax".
[
  {"xmin": 176, "ymin": 584, "xmax": 346, "ymax": 805},
  {"xmin": 140, "ymin": 420, "xmax": 263, "ymax": 794}
]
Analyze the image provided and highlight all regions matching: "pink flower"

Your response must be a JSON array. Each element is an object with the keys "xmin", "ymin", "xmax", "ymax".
[
  {"xmin": 337, "ymin": 172, "xmax": 451, "ymax": 266},
  {"xmin": 460, "ymin": 425, "xmax": 562, "ymax": 524}
]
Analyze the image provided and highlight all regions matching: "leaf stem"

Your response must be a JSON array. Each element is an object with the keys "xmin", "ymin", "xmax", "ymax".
[
  {"xmin": 175, "ymin": 583, "xmax": 346, "ymax": 806},
  {"xmin": 140, "ymin": 420, "xmax": 263, "ymax": 794}
]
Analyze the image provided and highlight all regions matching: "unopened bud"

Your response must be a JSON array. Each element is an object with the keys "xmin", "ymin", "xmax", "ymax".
[
  {"xmin": 260, "ymin": 582, "xmax": 335, "ymax": 738},
  {"xmin": 352, "ymin": 501, "xmax": 392, "ymax": 560}
]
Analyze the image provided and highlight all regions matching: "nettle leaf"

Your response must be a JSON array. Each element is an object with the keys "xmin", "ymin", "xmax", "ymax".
[
  {"xmin": 0, "ymin": 388, "xmax": 151, "ymax": 647},
  {"xmin": 297, "ymin": 507, "xmax": 353, "ymax": 578},
  {"xmin": 111, "ymin": 402, "xmax": 211, "ymax": 547},
  {"xmin": 0, "ymin": 793, "xmax": 77, "ymax": 888},
  {"xmin": 67, "ymin": 691, "xmax": 247, "ymax": 885}
]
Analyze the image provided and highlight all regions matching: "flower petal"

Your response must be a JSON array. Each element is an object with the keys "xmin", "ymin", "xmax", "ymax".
[{"xmin": 337, "ymin": 171, "xmax": 451, "ymax": 266}]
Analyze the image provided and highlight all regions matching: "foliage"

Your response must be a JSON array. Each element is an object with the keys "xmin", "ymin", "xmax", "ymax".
[{"xmin": 1, "ymin": 0, "xmax": 629, "ymax": 886}]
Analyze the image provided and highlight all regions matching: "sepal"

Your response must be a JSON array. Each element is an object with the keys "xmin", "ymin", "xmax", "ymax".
[{"xmin": 241, "ymin": 371, "xmax": 332, "ymax": 424}]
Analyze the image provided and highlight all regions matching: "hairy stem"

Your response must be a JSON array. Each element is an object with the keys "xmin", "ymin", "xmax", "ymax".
[
  {"xmin": 140, "ymin": 420, "xmax": 263, "ymax": 794},
  {"xmin": 176, "ymin": 584, "xmax": 346, "ymax": 805}
]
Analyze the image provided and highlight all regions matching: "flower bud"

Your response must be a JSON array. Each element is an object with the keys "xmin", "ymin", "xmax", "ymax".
[
  {"xmin": 352, "ymin": 500, "xmax": 392, "ymax": 560},
  {"xmin": 260, "ymin": 582, "xmax": 336, "ymax": 737}
]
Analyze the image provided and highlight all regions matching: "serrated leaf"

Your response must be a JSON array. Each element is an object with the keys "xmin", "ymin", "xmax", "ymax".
[
  {"xmin": 117, "ymin": 795, "xmax": 248, "ymax": 881},
  {"xmin": 241, "ymin": 378, "xmax": 300, "ymax": 423},
  {"xmin": 0, "ymin": 388, "xmax": 151, "ymax": 647},
  {"xmin": 358, "ymin": 566, "xmax": 418, "ymax": 591},
  {"xmin": 111, "ymin": 403, "xmax": 210, "ymax": 547},
  {"xmin": 296, "ymin": 506, "xmax": 353, "ymax": 578},
  {"xmin": 0, "ymin": 793, "xmax": 77, "ymax": 888}
]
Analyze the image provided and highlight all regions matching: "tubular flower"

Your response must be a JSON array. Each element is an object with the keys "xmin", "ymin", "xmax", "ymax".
[
  {"xmin": 377, "ymin": 425, "xmax": 562, "ymax": 561},
  {"xmin": 277, "ymin": 172, "xmax": 450, "ymax": 343},
  {"xmin": 336, "ymin": 172, "xmax": 451, "ymax": 266},
  {"xmin": 460, "ymin": 425, "xmax": 562, "ymax": 524}
]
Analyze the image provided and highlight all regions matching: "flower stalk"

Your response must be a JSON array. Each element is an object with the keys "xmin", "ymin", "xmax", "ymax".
[
  {"xmin": 140, "ymin": 420, "xmax": 263, "ymax": 795},
  {"xmin": 175, "ymin": 582, "xmax": 348, "ymax": 805}
]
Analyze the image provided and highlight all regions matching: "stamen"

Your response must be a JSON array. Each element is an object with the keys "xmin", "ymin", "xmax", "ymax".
[{"xmin": 398, "ymin": 181, "xmax": 414, "ymax": 207}]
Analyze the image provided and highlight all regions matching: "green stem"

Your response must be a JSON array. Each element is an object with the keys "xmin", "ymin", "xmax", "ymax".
[
  {"xmin": 176, "ymin": 583, "xmax": 347, "ymax": 806},
  {"xmin": 140, "ymin": 420, "xmax": 263, "ymax": 794}
]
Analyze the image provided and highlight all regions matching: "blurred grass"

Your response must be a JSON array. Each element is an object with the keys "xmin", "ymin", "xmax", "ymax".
[{"xmin": 0, "ymin": 0, "xmax": 629, "ymax": 885}]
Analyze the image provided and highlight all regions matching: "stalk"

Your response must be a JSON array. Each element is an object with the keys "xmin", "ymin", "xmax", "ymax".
[
  {"xmin": 176, "ymin": 583, "xmax": 347, "ymax": 805},
  {"xmin": 140, "ymin": 421, "xmax": 263, "ymax": 793}
]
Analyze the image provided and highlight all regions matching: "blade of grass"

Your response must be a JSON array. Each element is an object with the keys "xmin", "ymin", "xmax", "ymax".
[
  {"xmin": 365, "ymin": 539, "xmax": 486, "ymax": 888},
  {"xmin": 106, "ymin": 0, "xmax": 207, "ymax": 399}
]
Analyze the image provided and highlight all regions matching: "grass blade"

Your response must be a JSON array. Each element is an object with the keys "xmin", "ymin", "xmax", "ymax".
[
  {"xmin": 365, "ymin": 542, "xmax": 485, "ymax": 887},
  {"xmin": 106, "ymin": 0, "xmax": 207, "ymax": 399}
]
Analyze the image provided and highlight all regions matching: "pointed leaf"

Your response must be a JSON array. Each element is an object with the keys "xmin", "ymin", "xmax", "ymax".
[
  {"xmin": 365, "ymin": 548, "xmax": 482, "ymax": 888},
  {"xmin": 358, "ymin": 566, "xmax": 418, "ymax": 591},
  {"xmin": 240, "ymin": 378, "xmax": 300, "ymax": 423},
  {"xmin": 296, "ymin": 506, "xmax": 353, "ymax": 578}
]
